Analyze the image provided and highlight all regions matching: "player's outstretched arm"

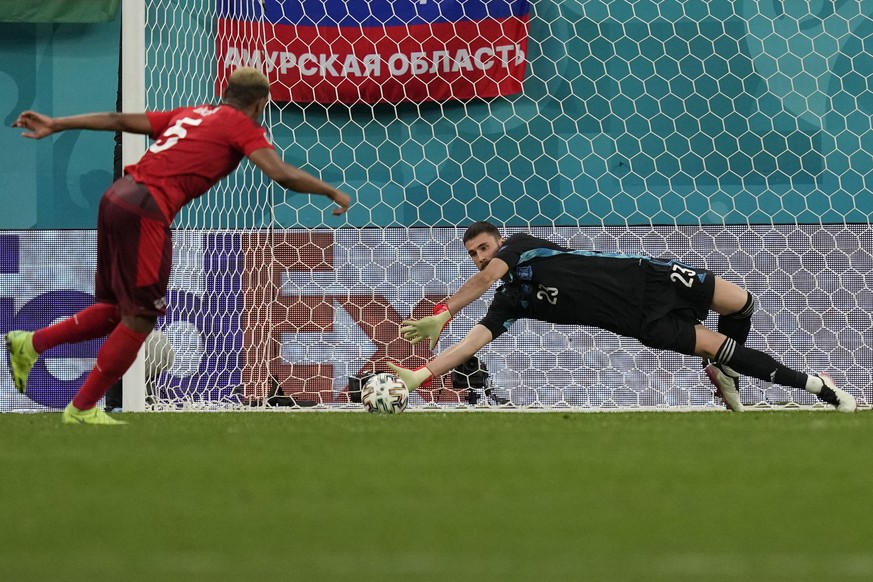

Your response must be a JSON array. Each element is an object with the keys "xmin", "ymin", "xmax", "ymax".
[
  {"xmin": 386, "ymin": 364, "xmax": 433, "ymax": 393},
  {"xmin": 400, "ymin": 303, "xmax": 453, "ymax": 350},
  {"xmin": 400, "ymin": 260, "xmax": 507, "ymax": 349},
  {"xmin": 390, "ymin": 324, "xmax": 493, "ymax": 391},
  {"xmin": 446, "ymin": 259, "xmax": 508, "ymax": 314},
  {"xmin": 248, "ymin": 148, "xmax": 351, "ymax": 215},
  {"xmin": 13, "ymin": 111, "xmax": 152, "ymax": 139}
]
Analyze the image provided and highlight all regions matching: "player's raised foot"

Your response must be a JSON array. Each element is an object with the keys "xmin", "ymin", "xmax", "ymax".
[
  {"xmin": 815, "ymin": 373, "xmax": 856, "ymax": 413},
  {"xmin": 704, "ymin": 361, "xmax": 744, "ymax": 412},
  {"xmin": 5, "ymin": 330, "xmax": 38, "ymax": 394},
  {"xmin": 62, "ymin": 403, "xmax": 128, "ymax": 425}
]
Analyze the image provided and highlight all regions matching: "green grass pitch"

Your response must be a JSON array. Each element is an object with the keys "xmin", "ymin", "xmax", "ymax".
[{"xmin": 1, "ymin": 410, "xmax": 871, "ymax": 581}]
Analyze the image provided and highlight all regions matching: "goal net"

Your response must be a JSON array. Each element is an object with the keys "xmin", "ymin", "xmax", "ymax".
[{"xmin": 139, "ymin": 0, "xmax": 872, "ymax": 411}]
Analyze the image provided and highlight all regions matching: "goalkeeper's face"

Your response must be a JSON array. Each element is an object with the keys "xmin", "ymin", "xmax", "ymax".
[{"xmin": 465, "ymin": 233, "xmax": 504, "ymax": 271}]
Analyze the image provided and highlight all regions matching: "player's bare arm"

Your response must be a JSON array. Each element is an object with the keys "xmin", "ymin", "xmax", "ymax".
[
  {"xmin": 13, "ymin": 110, "xmax": 152, "ymax": 138},
  {"xmin": 445, "ymin": 257, "xmax": 508, "ymax": 314},
  {"xmin": 389, "ymin": 324, "xmax": 493, "ymax": 391},
  {"xmin": 428, "ymin": 325, "xmax": 494, "ymax": 376},
  {"xmin": 400, "ymin": 256, "xmax": 508, "ymax": 348},
  {"xmin": 248, "ymin": 147, "xmax": 351, "ymax": 215}
]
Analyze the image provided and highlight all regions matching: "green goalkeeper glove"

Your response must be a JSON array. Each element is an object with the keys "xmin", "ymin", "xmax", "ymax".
[
  {"xmin": 400, "ymin": 302, "xmax": 452, "ymax": 350},
  {"xmin": 387, "ymin": 363, "xmax": 433, "ymax": 392}
]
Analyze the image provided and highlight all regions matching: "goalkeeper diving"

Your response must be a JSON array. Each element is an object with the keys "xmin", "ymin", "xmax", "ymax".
[{"xmin": 389, "ymin": 221, "xmax": 856, "ymax": 412}]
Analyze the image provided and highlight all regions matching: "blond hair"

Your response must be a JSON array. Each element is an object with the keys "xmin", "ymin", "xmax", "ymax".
[{"xmin": 223, "ymin": 67, "xmax": 270, "ymax": 105}]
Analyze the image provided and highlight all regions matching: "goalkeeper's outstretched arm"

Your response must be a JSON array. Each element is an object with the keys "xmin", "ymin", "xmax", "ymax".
[
  {"xmin": 400, "ymin": 258, "xmax": 508, "ymax": 349},
  {"xmin": 389, "ymin": 324, "xmax": 493, "ymax": 391},
  {"xmin": 444, "ymin": 258, "xmax": 508, "ymax": 315}
]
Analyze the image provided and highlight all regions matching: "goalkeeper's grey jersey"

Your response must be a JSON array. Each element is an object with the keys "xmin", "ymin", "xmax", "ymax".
[{"xmin": 478, "ymin": 233, "xmax": 650, "ymax": 340}]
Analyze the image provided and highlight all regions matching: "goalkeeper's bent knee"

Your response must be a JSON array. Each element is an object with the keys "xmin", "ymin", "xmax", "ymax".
[
  {"xmin": 718, "ymin": 291, "xmax": 755, "ymax": 345},
  {"xmin": 728, "ymin": 292, "xmax": 756, "ymax": 320}
]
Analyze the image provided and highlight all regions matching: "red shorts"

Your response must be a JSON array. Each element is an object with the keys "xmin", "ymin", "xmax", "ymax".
[{"xmin": 95, "ymin": 177, "xmax": 172, "ymax": 317}]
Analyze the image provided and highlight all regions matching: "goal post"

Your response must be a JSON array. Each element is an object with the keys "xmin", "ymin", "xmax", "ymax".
[
  {"xmin": 121, "ymin": 0, "xmax": 148, "ymax": 412},
  {"xmin": 133, "ymin": 0, "xmax": 872, "ymax": 411}
]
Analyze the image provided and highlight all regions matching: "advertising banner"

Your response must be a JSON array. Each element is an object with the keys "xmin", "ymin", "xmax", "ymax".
[
  {"xmin": 216, "ymin": 0, "xmax": 530, "ymax": 104},
  {"xmin": 3, "ymin": 226, "xmax": 868, "ymax": 411}
]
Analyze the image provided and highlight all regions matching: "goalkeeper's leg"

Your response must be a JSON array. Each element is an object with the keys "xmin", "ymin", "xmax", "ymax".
[
  {"xmin": 708, "ymin": 335, "xmax": 856, "ymax": 412},
  {"xmin": 715, "ymin": 289, "xmax": 755, "ymax": 345},
  {"xmin": 704, "ymin": 281, "xmax": 757, "ymax": 411}
]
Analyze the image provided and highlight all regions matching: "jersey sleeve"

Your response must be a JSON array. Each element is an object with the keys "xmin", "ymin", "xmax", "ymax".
[
  {"xmin": 145, "ymin": 108, "xmax": 186, "ymax": 140},
  {"xmin": 237, "ymin": 121, "xmax": 274, "ymax": 157},
  {"xmin": 495, "ymin": 233, "xmax": 572, "ymax": 272},
  {"xmin": 494, "ymin": 233, "xmax": 527, "ymax": 271},
  {"xmin": 477, "ymin": 285, "xmax": 521, "ymax": 341}
]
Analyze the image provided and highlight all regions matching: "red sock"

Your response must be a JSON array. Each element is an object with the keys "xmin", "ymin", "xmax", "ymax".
[
  {"xmin": 72, "ymin": 323, "xmax": 149, "ymax": 411},
  {"xmin": 32, "ymin": 302, "xmax": 120, "ymax": 354}
]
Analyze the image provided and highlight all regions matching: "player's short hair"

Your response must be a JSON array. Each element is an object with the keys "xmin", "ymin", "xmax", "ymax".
[
  {"xmin": 463, "ymin": 221, "xmax": 502, "ymax": 243},
  {"xmin": 223, "ymin": 67, "xmax": 270, "ymax": 106}
]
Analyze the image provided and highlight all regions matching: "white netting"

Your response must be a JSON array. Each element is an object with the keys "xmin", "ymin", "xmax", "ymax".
[{"xmin": 139, "ymin": 0, "xmax": 873, "ymax": 411}]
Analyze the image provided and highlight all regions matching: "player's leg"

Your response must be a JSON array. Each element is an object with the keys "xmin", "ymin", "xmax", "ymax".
[
  {"xmin": 63, "ymin": 181, "xmax": 170, "ymax": 425},
  {"xmin": 64, "ymin": 314, "xmax": 156, "ymax": 424},
  {"xmin": 647, "ymin": 262, "xmax": 745, "ymax": 410},
  {"xmin": 702, "ymin": 277, "xmax": 756, "ymax": 410},
  {"xmin": 710, "ymin": 277, "xmax": 755, "ymax": 343},
  {"xmin": 33, "ymin": 304, "xmax": 121, "ymax": 353},
  {"xmin": 5, "ymin": 303, "xmax": 120, "ymax": 394},
  {"xmin": 4, "ymin": 194, "xmax": 125, "ymax": 394},
  {"xmin": 695, "ymin": 326, "xmax": 856, "ymax": 412}
]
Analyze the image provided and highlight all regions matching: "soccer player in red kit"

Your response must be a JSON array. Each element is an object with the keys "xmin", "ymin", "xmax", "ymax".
[{"xmin": 7, "ymin": 67, "xmax": 352, "ymax": 424}]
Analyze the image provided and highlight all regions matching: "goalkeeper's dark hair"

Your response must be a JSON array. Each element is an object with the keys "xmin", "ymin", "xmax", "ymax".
[
  {"xmin": 463, "ymin": 221, "xmax": 502, "ymax": 243},
  {"xmin": 223, "ymin": 67, "xmax": 270, "ymax": 106}
]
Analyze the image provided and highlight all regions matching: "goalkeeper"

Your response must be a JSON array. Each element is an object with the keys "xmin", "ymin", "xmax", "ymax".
[
  {"xmin": 390, "ymin": 221, "xmax": 856, "ymax": 413},
  {"xmin": 6, "ymin": 67, "xmax": 351, "ymax": 425}
]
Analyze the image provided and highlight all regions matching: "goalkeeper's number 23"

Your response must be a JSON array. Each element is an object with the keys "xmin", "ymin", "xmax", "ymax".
[{"xmin": 669, "ymin": 263, "xmax": 697, "ymax": 288}]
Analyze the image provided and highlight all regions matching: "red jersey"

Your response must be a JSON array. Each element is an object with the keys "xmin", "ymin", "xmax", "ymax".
[{"xmin": 124, "ymin": 104, "xmax": 273, "ymax": 222}]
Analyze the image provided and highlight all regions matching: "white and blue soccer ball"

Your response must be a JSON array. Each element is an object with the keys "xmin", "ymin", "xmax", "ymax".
[{"xmin": 362, "ymin": 373, "xmax": 409, "ymax": 414}]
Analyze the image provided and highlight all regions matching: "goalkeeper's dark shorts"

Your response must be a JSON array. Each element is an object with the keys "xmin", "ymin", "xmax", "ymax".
[
  {"xmin": 95, "ymin": 176, "xmax": 171, "ymax": 317},
  {"xmin": 635, "ymin": 258, "xmax": 716, "ymax": 356}
]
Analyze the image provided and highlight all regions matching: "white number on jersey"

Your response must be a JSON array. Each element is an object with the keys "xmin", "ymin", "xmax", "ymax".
[
  {"xmin": 536, "ymin": 284, "xmax": 559, "ymax": 305},
  {"xmin": 148, "ymin": 116, "xmax": 204, "ymax": 153},
  {"xmin": 669, "ymin": 263, "xmax": 697, "ymax": 288}
]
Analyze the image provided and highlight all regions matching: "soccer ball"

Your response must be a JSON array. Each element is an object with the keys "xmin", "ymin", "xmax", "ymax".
[{"xmin": 361, "ymin": 373, "xmax": 409, "ymax": 414}]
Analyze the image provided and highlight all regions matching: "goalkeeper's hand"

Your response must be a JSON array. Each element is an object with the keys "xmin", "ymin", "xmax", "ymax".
[
  {"xmin": 401, "ymin": 302, "xmax": 452, "ymax": 350},
  {"xmin": 387, "ymin": 363, "xmax": 433, "ymax": 392}
]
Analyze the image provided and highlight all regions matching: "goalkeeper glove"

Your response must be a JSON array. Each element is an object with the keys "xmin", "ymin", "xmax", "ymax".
[
  {"xmin": 387, "ymin": 363, "xmax": 433, "ymax": 392},
  {"xmin": 400, "ymin": 302, "xmax": 452, "ymax": 350}
]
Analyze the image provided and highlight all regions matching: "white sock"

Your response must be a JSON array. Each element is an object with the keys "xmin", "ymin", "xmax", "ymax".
[{"xmin": 804, "ymin": 375, "xmax": 824, "ymax": 394}]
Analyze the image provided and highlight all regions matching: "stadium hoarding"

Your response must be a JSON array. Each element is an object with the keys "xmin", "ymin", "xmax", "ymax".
[{"xmin": 1, "ymin": 226, "xmax": 870, "ymax": 412}]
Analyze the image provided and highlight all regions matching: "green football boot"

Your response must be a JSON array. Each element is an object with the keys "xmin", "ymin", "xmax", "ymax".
[
  {"xmin": 5, "ymin": 330, "xmax": 38, "ymax": 394},
  {"xmin": 62, "ymin": 403, "xmax": 128, "ymax": 425}
]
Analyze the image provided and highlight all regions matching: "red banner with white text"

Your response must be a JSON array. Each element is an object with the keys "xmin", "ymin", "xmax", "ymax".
[{"xmin": 216, "ymin": 0, "xmax": 529, "ymax": 104}]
